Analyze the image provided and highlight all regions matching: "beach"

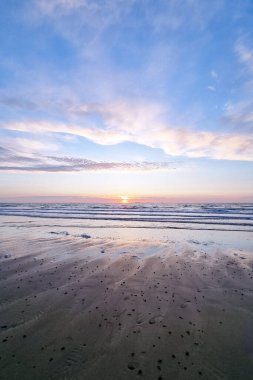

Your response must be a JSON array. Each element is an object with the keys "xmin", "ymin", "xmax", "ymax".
[
  {"xmin": 1, "ymin": 0, "xmax": 253, "ymax": 378},
  {"xmin": 0, "ymin": 204, "xmax": 253, "ymax": 379}
]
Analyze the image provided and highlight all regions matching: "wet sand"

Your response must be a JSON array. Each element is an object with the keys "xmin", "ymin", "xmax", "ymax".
[{"xmin": 0, "ymin": 217, "xmax": 253, "ymax": 379}]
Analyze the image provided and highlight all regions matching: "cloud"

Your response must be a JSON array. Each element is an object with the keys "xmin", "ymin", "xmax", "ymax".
[
  {"xmin": 0, "ymin": 137, "xmax": 60, "ymax": 160},
  {"xmin": 0, "ymin": 95, "xmax": 38, "ymax": 110},
  {"xmin": 31, "ymin": 0, "xmax": 136, "ymax": 50},
  {"xmin": 210, "ymin": 70, "xmax": 218, "ymax": 79},
  {"xmin": 14, "ymin": 138, "xmax": 59, "ymax": 152},
  {"xmin": 222, "ymin": 41, "xmax": 253, "ymax": 132},
  {"xmin": 222, "ymin": 101, "xmax": 253, "ymax": 131},
  {"xmin": 148, "ymin": 0, "xmax": 224, "ymax": 34},
  {"xmin": 0, "ymin": 145, "xmax": 176, "ymax": 172},
  {"xmin": 36, "ymin": 0, "xmax": 85, "ymax": 14},
  {"xmin": 2, "ymin": 99, "xmax": 253, "ymax": 161},
  {"xmin": 235, "ymin": 42, "xmax": 253, "ymax": 73}
]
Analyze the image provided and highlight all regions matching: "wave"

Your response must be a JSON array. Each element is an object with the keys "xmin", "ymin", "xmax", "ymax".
[{"xmin": 0, "ymin": 203, "xmax": 253, "ymax": 232}]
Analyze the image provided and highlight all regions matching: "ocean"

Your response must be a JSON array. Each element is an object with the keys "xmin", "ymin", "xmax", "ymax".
[{"xmin": 0, "ymin": 203, "xmax": 252, "ymax": 232}]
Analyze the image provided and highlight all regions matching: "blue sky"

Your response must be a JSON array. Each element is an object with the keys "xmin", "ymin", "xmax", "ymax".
[{"xmin": 0, "ymin": 0, "xmax": 253, "ymax": 202}]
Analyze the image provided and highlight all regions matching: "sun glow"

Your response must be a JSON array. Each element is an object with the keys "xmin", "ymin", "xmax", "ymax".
[{"xmin": 120, "ymin": 195, "xmax": 129, "ymax": 204}]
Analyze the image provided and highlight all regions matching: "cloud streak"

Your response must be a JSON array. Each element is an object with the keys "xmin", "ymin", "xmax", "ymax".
[{"xmin": 0, "ymin": 145, "xmax": 176, "ymax": 173}]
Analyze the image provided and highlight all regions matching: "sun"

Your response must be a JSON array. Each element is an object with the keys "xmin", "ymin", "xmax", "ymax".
[{"xmin": 120, "ymin": 195, "xmax": 129, "ymax": 204}]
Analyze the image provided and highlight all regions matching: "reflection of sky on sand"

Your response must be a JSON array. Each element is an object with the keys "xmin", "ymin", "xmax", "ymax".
[{"xmin": 1, "ymin": 215, "xmax": 252, "ymax": 254}]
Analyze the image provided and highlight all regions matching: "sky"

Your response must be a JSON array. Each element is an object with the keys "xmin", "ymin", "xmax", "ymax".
[{"xmin": 0, "ymin": 0, "xmax": 253, "ymax": 203}]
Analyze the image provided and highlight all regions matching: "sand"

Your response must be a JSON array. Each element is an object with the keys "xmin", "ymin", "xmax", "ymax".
[{"xmin": 0, "ymin": 216, "xmax": 253, "ymax": 379}]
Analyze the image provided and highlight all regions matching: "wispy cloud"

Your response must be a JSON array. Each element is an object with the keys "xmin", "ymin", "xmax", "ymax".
[
  {"xmin": 2, "ymin": 99, "xmax": 253, "ymax": 161},
  {"xmin": 30, "ymin": 0, "xmax": 136, "ymax": 54},
  {"xmin": 210, "ymin": 70, "xmax": 218, "ymax": 79},
  {"xmin": 223, "ymin": 101, "xmax": 253, "ymax": 131},
  {"xmin": 0, "ymin": 144, "xmax": 176, "ymax": 172},
  {"xmin": 235, "ymin": 42, "xmax": 253, "ymax": 73},
  {"xmin": 222, "ymin": 41, "xmax": 253, "ymax": 132},
  {"xmin": 0, "ymin": 95, "xmax": 38, "ymax": 111},
  {"xmin": 36, "ymin": 0, "xmax": 85, "ymax": 15}
]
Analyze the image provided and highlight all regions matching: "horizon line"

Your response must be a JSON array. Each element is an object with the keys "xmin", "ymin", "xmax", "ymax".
[{"xmin": 0, "ymin": 195, "xmax": 253, "ymax": 204}]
